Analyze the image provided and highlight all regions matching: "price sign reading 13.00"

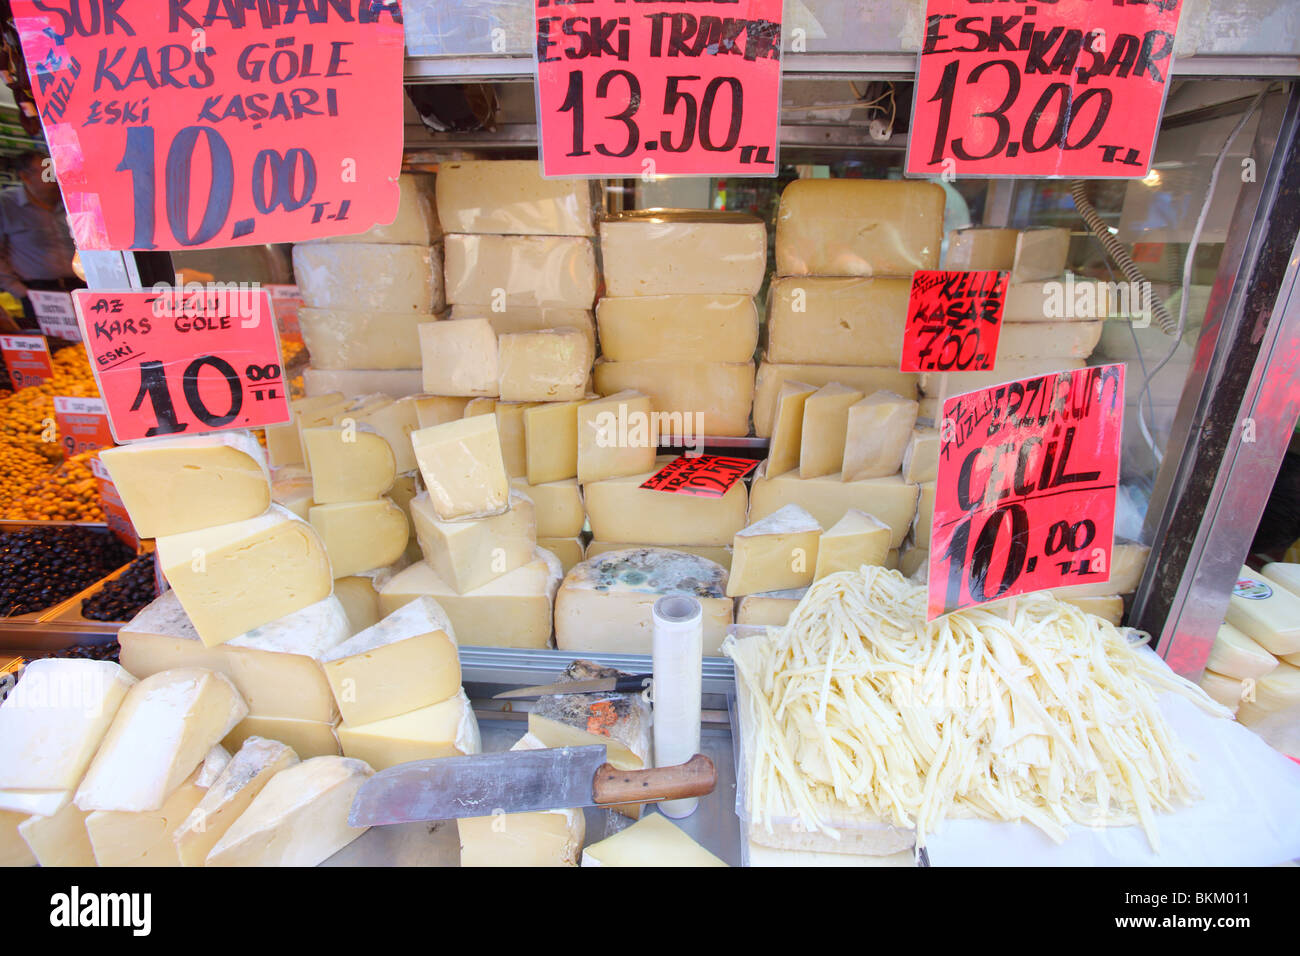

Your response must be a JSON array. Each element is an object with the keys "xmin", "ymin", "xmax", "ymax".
[{"xmin": 534, "ymin": 0, "xmax": 783, "ymax": 177}]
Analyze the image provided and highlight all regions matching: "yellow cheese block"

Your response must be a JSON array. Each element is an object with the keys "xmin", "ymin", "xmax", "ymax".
[
  {"xmin": 798, "ymin": 383, "xmax": 863, "ymax": 479},
  {"xmin": 1225, "ymin": 566, "xmax": 1300, "ymax": 656},
  {"xmin": 412, "ymin": 415, "xmax": 510, "ymax": 521},
  {"xmin": 766, "ymin": 381, "xmax": 817, "ymax": 478},
  {"xmin": 1002, "ymin": 279, "xmax": 1112, "ymax": 322},
  {"xmin": 917, "ymin": 359, "xmax": 1086, "ymax": 396},
  {"xmin": 414, "ymin": 395, "xmax": 472, "ymax": 429},
  {"xmin": 996, "ymin": 321, "xmax": 1104, "ymax": 361},
  {"xmin": 510, "ymin": 476, "xmax": 585, "ymax": 538},
  {"xmin": 584, "ymin": 459, "xmax": 748, "ymax": 547},
  {"xmin": 524, "ymin": 400, "xmax": 583, "ymax": 484},
  {"xmin": 1207, "ymin": 622, "xmax": 1279, "ymax": 681},
  {"xmin": 754, "ymin": 361, "xmax": 918, "ymax": 437},
  {"xmin": 581, "ymin": 812, "xmax": 728, "ymax": 867},
  {"xmin": 435, "ymin": 160, "xmax": 595, "ymax": 236},
  {"xmin": 1050, "ymin": 543, "xmax": 1149, "ymax": 599},
  {"xmin": 298, "ymin": 307, "xmax": 432, "ymax": 370},
  {"xmin": 576, "ymin": 390, "xmax": 657, "ymax": 483},
  {"xmin": 596, "ymin": 294, "xmax": 759, "ymax": 362},
  {"xmin": 765, "ymin": 277, "xmax": 911, "ymax": 366},
  {"xmin": 272, "ymin": 475, "xmax": 313, "ymax": 520},
  {"xmin": 842, "ymin": 391, "xmax": 919, "ymax": 481},
  {"xmin": 814, "ymin": 509, "xmax": 891, "ymax": 579},
  {"xmin": 84, "ymin": 767, "xmax": 206, "ymax": 867},
  {"xmin": 600, "ymin": 210, "xmax": 766, "ymax": 297},
  {"xmin": 898, "ymin": 547, "xmax": 927, "ymax": 578},
  {"xmin": 411, "ymin": 490, "xmax": 536, "ymax": 595},
  {"xmin": 419, "ymin": 317, "xmax": 499, "ymax": 397},
  {"xmin": 309, "ymin": 498, "xmax": 409, "ymax": 578},
  {"xmin": 302, "ymin": 426, "xmax": 396, "ymax": 504},
  {"xmin": 223, "ymin": 715, "xmax": 341, "ymax": 758},
  {"xmin": 736, "ymin": 590, "xmax": 805, "ymax": 627},
  {"xmin": 443, "ymin": 233, "xmax": 597, "ymax": 309},
  {"xmin": 748, "ymin": 463, "xmax": 918, "ymax": 549},
  {"xmin": 593, "ymin": 359, "xmax": 755, "ymax": 438},
  {"xmin": 498, "ymin": 328, "xmax": 593, "ymax": 403},
  {"xmin": 267, "ymin": 394, "xmax": 343, "ymax": 467},
  {"xmin": 495, "ymin": 401, "xmax": 537, "ymax": 478},
  {"xmin": 350, "ymin": 397, "xmax": 423, "ymax": 475},
  {"xmin": 727, "ymin": 505, "xmax": 821, "ymax": 598},
  {"xmin": 538, "ymin": 537, "xmax": 584, "ymax": 573},
  {"xmin": 338, "ymin": 690, "xmax": 480, "ymax": 770}
]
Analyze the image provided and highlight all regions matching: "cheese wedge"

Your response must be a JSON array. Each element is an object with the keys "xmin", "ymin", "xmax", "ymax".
[
  {"xmin": 842, "ymin": 391, "xmax": 919, "ymax": 481},
  {"xmin": 267, "ymin": 394, "xmax": 343, "ymax": 467},
  {"xmin": 945, "ymin": 227, "xmax": 1018, "ymax": 271},
  {"xmin": 302, "ymin": 426, "xmax": 396, "ymax": 504},
  {"xmin": 312, "ymin": 172, "xmax": 440, "ymax": 245},
  {"xmin": 412, "ymin": 415, "xmax": 510, "ymax": 521},
  {"xmin": 814, "ymin": 509, "xmax": 892, "ymax": 579},
  {"xmin": 524, "ymin": 400, "xmax": 583, "ymax": 485},
  {"xmin": 449, "ymin": 305, "xmax": 596, "ymax": 354},
  {"xmin": 538, "ymin": 536, "xmax": 584, "ymax": 573},
  {"xmin": 310, "ymin": 498, "xmax": 408, "ymax": 578},
  {"xmin": 736, "ymin": 589, "xmax": 806, "ymax": 627},
  {"xmin": 582, "ymin": 812, "xmax": 727, "ymax": 867},
  {"xmin": 577, "ymin": 390, "xmax": 656, "ymax": 483},
  {"xmin": 272, "ymin": 475, "xmax": 314, "ymax": 520},
  {"xmin": 338, "ymin": 689, "xmax": 481, "ymax": 770},
  {"xmin": 510, "ymin": 477, "xmax": 584, "ymax": 538},
  {"xmin": 727, "ymin": 506, "xmax": 822, "ymax": 598},
  {"xmin": 419, "ymin": 317, "xmax": 500, "ymax": 397},
  {"xmin": 1, "ymin": 810, "xmax": 35, "ymax": 866},
  {"xmin": 766, "ymin": 381, "xmax": 817, "ymax": 478},
  {"xmin": 348, "ymin": 397, "xmax": 423, "ymax": 474},
  {"xmin": 1012, "ymin": 226, "xmax": 1070, "ymax": 282},
  {"xmin": 1207, "ymin": 622, "xmax": 1279, "ymax": 681},
  {"xmin": 411, "ymin": 490, "xmax": 536, "ymax": 595},
  {"xmin": 799, "ymin": 383, "xmax": 863, "ymax": 479},
  {"xmin": 902, "ymin": 427, "xmax": 940, "ymax": 484},
  {"xmin": 754, "ymin": 361, "xmax": 918, "ymax": 437},
  {"xmin": 494, "ymin": 401, "xmax": 536, "ymax": 478},
  {"xmin": 913, "ymin": 482, "xmax": 936, "ymax": 549}
]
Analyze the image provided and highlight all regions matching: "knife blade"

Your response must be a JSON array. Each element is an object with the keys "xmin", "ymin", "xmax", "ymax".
[
  {"xmin": 348, "ymin": 747, "xmax": 716, "ymax": 826},
  {"xmin": 492, "ymin": 674, "xmax": 652, "ymax": 700}
]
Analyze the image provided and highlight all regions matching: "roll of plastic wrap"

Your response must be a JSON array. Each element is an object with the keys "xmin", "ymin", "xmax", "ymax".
[{"xmin": 653, "ymin": 594, "xmax": 704, "ymax": 818}]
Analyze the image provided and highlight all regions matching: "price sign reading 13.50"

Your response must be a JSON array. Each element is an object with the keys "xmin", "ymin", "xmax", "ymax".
[{"xmin": 534, "ymin": 0, "xmax": 783, "ymax": 177}]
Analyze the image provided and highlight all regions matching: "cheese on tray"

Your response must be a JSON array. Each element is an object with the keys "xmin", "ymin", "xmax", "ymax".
[
  {"xmin": 727, "ymin": 506, "xmax": 821, "ymax": 598},
  {"xmin": 555, "ymin": 548, "xmax": 733, "ymax": 655},
  {"xmin": 443, "ymin": 234, "xmax": 597, "ymax": 309},
  {"xmin": 313, "ymin": 172, "xmax": 440, "ymax": 245},
  {"xmin": 224, "ymin": 716, "xmax": 340, "ymax": 759},
  {"xmin": 799, "ymin": 383, "xmax": 863, "ymax": 479},
  {"xmin": 584, "ymin": 459, "xmax": 748, "ymax": 546},
  {"xmin": 310, "ymin": 498, "xmax": 409, "ymax": 578},
  {"xmin": 412, "ymin": 490, "xmax": 536, "ymax": 595},
  {"xmin": 774, "ymin": 179, "xmax": 946, "ymax": 277},
  {"xmin": 412, "ymin": 415, "xmax": 510, "ymax": 521},
  {"xmin": 338, "ymin": 689, "xmax": 480, "ymax": 770},
  {"xmin": 600, "ymin": 210, "xmax": 766, "ymax": 297},
  {"xmin": 419, "ymin": 318, "xmax": 500, "ymax": 397},
  {"xmin": 749, "ymin": 462, "xmax": 918, "ymax": 549},
  {"xmin": 498, "ymin": 328, "xmax": 593, "ymax": 403},
  {"xmin": 1207, "ymin": 622, "xmax": 1279, "ymax": 681},
  {"xmin": 582, "ymin": 812, "xmax": 728, "ymax": 867},
  {"xmin": 510, "ymin": 477, "xmax": 584, "ymax": 537},
  {"xmin": 435, "ymin": 160, "xmax": 595, "ymax": 236},
  {"xmin": 595, "ymin": 294, "xmax": 759, "ymax": 362},
  {"xmin": 577, "ymin": 390, "xmax": 656, "ymax": 483},
  {"xmin": 766, "ymin": 381, "xmax": 816, "ymax": 478},
  {"xmin": 303, "ymin": 367, "xmax": 424, "ymax": 399},
  {"xmin": 593, "ymin": 359, "xmax": 755, "ymax": 438},
  {"xmin": 754, "ymin": 362, "xmax": 918, "ymax": 437},
  {"xmin": 765, "ymin": 277, "xmax": 911, "ymax": 366},
  {"xmin": 299, "ymin": 308, "xmax": 431, "ymax": 370},
  {"xmin": 814, "ymin": 509, "xmax": 892, "ymax": 579},
  {"xmin": 1225, "ymin": 566, "xmax": 1300, "ymax": 656},
  {"xmin": 302, "ymin": 426, "xmax": 396, "ymax": 504},
  {"xmin": 524, "ymin": 400, "xmax": 582, "ymax": 485},
  {"xmin": 293, "ymin": 242, "xmax": 444, "ymax": 312},
  {"xmin": 842, "ymin": 391, "xmax": 919, "ymax": 481},
  {"xmin": 99, "ymin": 431, "xmax": 270, "ymax": 537},
  {"xmin": 205, "ymin": 756, "xmax": 373, "ymax": 867}
]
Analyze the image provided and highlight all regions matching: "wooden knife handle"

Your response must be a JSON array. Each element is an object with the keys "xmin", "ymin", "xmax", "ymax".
[{"xmin": 592, "ymin": 754, "xmax": 717, "ymax": 806}]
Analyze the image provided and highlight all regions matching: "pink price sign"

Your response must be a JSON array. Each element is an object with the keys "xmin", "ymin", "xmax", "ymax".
[{"xmin": 534, "ymin": 0, "xmax": 783, "ymax": 178}]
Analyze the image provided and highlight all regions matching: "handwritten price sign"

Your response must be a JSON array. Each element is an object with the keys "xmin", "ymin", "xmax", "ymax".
[
  {"xmin": 534, "ymin": 0, "xmax": 783, "ymax": 177},
  {"xmin": 53, "ymin": 396, "xmax": 112, "ymax": 458},
  {"xmin": 0, "ymin": 334, "xmax": 54, "ymax": 389},
  {"xmin": 12, "ymin": 1, "xmax": 404, "ymax": 250},
  {"xmin": 906, "ymin": 0, "xmax": 1183, "ymax": 178},
  {"xmin": 901, "ymin": 270, "xmax": 1008, "ymax": 373},
  {"xmin": 928, "ymin": 364, "xmax": 1124, "ymax": 619},
  {"xmin": 641, "ymin": 454, "xmax": 757, "ymax": 498},
  {"xmin": 73, "ymin": 288, "xmax": 290, "ymax": 443}
]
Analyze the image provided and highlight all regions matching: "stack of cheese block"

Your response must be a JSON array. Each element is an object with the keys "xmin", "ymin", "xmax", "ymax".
[
  {"xmin": 1197, "ymin": 564, "xmax": 1300, "ymax": 730},
  {"xmin": 593, "ymin": 209, "xmax": 766, "ymax": 438},
  {"xmin": 295, "ymin": 172, "xmax": 443, "ymax": 398}
]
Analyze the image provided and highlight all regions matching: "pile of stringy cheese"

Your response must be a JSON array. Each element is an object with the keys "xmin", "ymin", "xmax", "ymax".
[{"xmin": 723, "ymin": 566, "xmax": 1232, "ymax": 851}]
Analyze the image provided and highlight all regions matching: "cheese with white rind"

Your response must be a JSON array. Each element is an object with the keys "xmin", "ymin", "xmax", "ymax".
[
  {"xmin": 510, "ymin": 477, "xmax": 584, "ymax": 538},
  {"xmin": 748, "ymin": 462, "xmax": 918, "ymax": 549},
  {"xmin": 498, "ymin": 328, "xmax": 593, "ymax": 403},
  {"xmin": 443, "ymin": 233, "xmax": 597, "ymax": 309},
  {"xmin": 224, "ymin": 716, "xmax": 340, "ymax": 758},
  {"xmin": 595, "ymin": 294, "xmax": 759, "ymax": 362},
  {"xmin": 902, "ymin": 427, "xmax": 940, "ymax": 484},
  {"xmin": 74, "ymin": 668, "xmax": 248, "ymax": 813},
  {"xmin": 17, "ymin": 798, "xmax": 95, "ymax": 867},
  {"xmin": 322, "ymin": 596, "xmax": 461, "ymax": 725},
  {"xmin": 84, "ymin": 766, "xmax": 206, "ymax": 866},
  {"xmin": 766, "ymin": 381, "xmax": 816, "ymax": 478},
  {"xmin": 585, "ymin": 540, "xmax": 732, "ymax": 572},
  {"xmin": 727, "ymin": 506, "xmax": 822, "ymax": 598},
  {"xmin": 449, "ymin": 305, "xmax": 596, "ymax": 355},
  {"xmin": 302, "ymin": 426, "xmax": 396, "ymax": 504},
  {"xmin": 309, "ymin": 498, "xmax": 408, "ymax": 578},
  {"xmin": 577, "ymin": 390, "xmax": 656, "ymax": 483},
  {"xmin": 412, "ymin": 415, "xmax": 510, "ymax": 521},
  {"xmin": 436, "ymin": 160, "xmax": 595, "ymax": 236},
  {"xmin": 1012, "ymin": 227, "xmax": 1070, "ymax": 282},
  {"xmin": 414, "ymin": 394, "xmax": 472, "ymax": 429},
  {"xmin": 298, "ymin": 308, "xmax": 432, "ymax": 369},
  {"xmin": 584, "ymin": 459, "xmax": 748, "ymax": 547},
  {"xmin": 1235, "ymin": 661, "xmax": 1300, "ymax": 726},
  {"xmin": 842, "ymin": 391, "xmax": 919, "ymax": 481},
  {"xmin": 312, "ymin": 172, "xmax": 440, "ymax": 245},
  {"xmin": 99, "ymin": 431, "xmax": 271, "ymax": 537},
  {"xmin": 1225, "ymin": 566, "xmax": 1300, "ymax": 656},
  {"xmin": 798, "ymin": 383, "xmax": 864, "ymax": 479},
  {"xmin": 1207, "ymin": 622, "xmax": 1279, "ymax": 681},
  {"xmin": 600, "ymin": 210, "xmax": 766, "ymax": 297},
  {"xmin": 593, "ymin": 359, "xmax": 755, "ymax": 438},
  {"xmin": 524, "ymin": 400, "xmax": 582, "ymax": 485},
  {"xmin": 754, "ymin": 361, "xmax": 919, "ymax": 437},
  {"xmin": 581, "ymin": 812, "xmax": 728, "ymax": 867},
  {"xmin": 945, "ymin": 227, "xmax": 1018, "ymax": 271},
  {"xmin": 205, "ymin": 756, "xmax": 373, "ymax": 867},
  {"xmin": 419, "ymin": 318, "xmax": 500, "ymax": 397},
  {"xmin": 814, "ymin": 509, "xmax": 892, "ymax": 579},
  {"xmin": 303, "ymin": 368, "xmax": 424, "ymax": 399},
  {"xmin": 174, "ymin": 736, "xmax": 299, "ymax": 867},
  {"xmin": 555, "ymin": 548, "xmax": 733, "ymax": 655},
  {"xmin": 538, "ymin": 536, "xmax": 584, "ymax": 573},
  {"xmin": 765, "ymin": 277, "xmax": 911, "ymax": 366},
  {"xmin": 411, "ymin": 490, "xmax": 536, "ymax": 594},
  {"xmin": 775, "ymin": 179, "xmax": 945, "ymax": 277},
  {"xmin": 294, "ymin": 242, "xmax": 444, "ymax": 312},
  {"xmin": 338, "ymin": 689, "xmax": 480, "ymax": 770},
  {"xmin": 736, "ymin": 589, "xmax": 807, "ymax": 627}
]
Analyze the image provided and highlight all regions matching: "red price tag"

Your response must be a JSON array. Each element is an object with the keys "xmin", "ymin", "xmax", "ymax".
[
  {"xmin": 91, "ymin": 456, "xmax": 139, "ymax": 549},
  {"xmin": 534, "ymin": 0, "xmax": 783, "ymax": 177},
  {"xmin": 0, "ymin": 334, "xmax": 54, "ymax": 389},
  {"xmin": 53, "ymin": 396, "xmax": 113, "ymax": 458},
  {"xmin": 906, "ymin": 0, "xmax": 1183, "ymax": 178},
  {"xmin": 927, "ymin": 364, "xmax": 1124, "ymax": 620},
  {"xmin": 901, "ymin": 270, "xmax": 1008, "ymax": 373},
  {"xmin": 266, "ymin": 284, "xmax": 304, "ymax": 346},
  {"xmin": 12, "ymin": 2, "xmax": 404, "ymax": 250},
  {"xmin": 73, "ymin": 289, "xmax": 290, "ymax": 443},
  {"xmin": 641, "ymin": 455, "xmax": 757, "ymax": 498}
]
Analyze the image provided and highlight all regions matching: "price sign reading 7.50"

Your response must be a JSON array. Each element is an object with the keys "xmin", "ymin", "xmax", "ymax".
[
  {"xmin": 907, "ymin": 0, "xmax": 1184, "ymax": 178},
  {"xmin": 534, "ymin": 0, "xmax": 783, "ymax": 177}
]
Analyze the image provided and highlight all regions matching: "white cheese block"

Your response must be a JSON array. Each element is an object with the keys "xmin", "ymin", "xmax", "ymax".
[
  {"xmin": 1207, "ymin": 622, "xmax": 1279, "ymax": 681},
  {"xmin": 586, "ymin": 540, "xmax": 732, "ymax": 572},
  {"xmin": 842, "ymin": 391, "xmax": 919, "ymax": 481},
  {"xmin": 600, "ymin": 210, "xmax": 766, "ymax": 297},
  {"xmin": 74, "ymin": 668, "xmax": 247, "ymax": 813},
  {"xmin": 436, "ymin": 160, "xmax": 595, "ymax": 236},
  {"xmin": 411, "ymin": 490, "xmax": 536, "ymax": 595},
  {"xmin": 798, "ymin": 383, "xmax": 863, "ymax": 479},
  {"xmin": 765, "ymin": 277, "xmax": 911, "ymax": 366},
  {"xmin": 997, "ymin": 321, "xmax": 1103, "ymax": 360},
  {"xmin": 584, "ymin": 459, "xmax": 748, "ymax": 547},
  {"xmin": 1261, "ymin": 562, "xmax": 1300, "ymax": 599},
  {"xmin": 205, "ymin": 756, "xmax": 373, "ymax": 867},
  {"xmin": 555, "ymin": 548, "xmax": 733, "ymax": 655},
  {"xmin": 913, "ymin": 482, "xmax": 936, "ymax": 549},
  {"xmin": 775, "ymin": 179, "xmax": 945, "ymax": 277},
  {"xmin": 814, "ymin": 509, "xmax": 892, "ymax": 579},
  {"xmin": 1225, "ymin": 566, "xmax": 1300, "ymax": 656},
  {"xmin": 450, "ymin": 305, "xmax": 597, "ymax": 355},
  {"xmin": 224, "ymin": 715, "xmax": 340, "ymax": 758},
  {"xmin": 1236, "ymin": 661, "xmax": 1300, "ymax": 726},
  {"xmin": 302, "ymin": 426, "xmax": 396, "ymax": 504},
  {"xmin": 17, "ymin": 798, "xmax": 95, "ymax": 867},
  {"xmin": 321, "ymin": 596, "xmax": 460, "ymax": 725},
  {"xmin": 510, "ymin": 477, "xmax": 584, "ymax": 537},
  {"xmin": 84, "ymin": 766, "xmax": 207, "ymax": 866},
  {"xmin": 312, "ymin": 172, "xmax": 440, "ymax": 244},
  {"xmin": 595, "ymin": 294, "xmax": 759, "ymax": 362},
  {"xmin": 917, "ymin": 359, "xmax": 1086, "ymax": 396},
  {"xmin": 1050, "ymin": 543, "xmax": 1149, "ymax": 598},
  {"xmin": 727, "ymin": 506, "xmax": 821, "ymax": 598},
  {"xmin": 303, "ymin": 367, "xmax": 424, "ymax": 399},
  {"xmin": 379, "ymin": 553, "xmax": 562, "ymax": 649},
  {"xmin": 293, "ymin": 242, "xmax": 444, "ymax": 312},
  {"xmin": 412, "ymin": 415, "xmax": 510, "ymax": 521},
  {"xmin": 419, "ymin": 317, "xmax": 500, "ymax": 397},
  {"xmin": 443, "ymin": 233, "xmax": 597, "ymax": 309},
  {"xmin": 272, "ymin": 475, "xmax": 314, "ymax": 520},
  {"xmin": 593, "ymin": 359, "xmax": 755, "ymax": 438},
  {"xmin": 1012, "ymin": 227, "xmax": 1070, "ymax": 282},
  {"xmin": 902, "ymin": 427, "xmax": 940, "ymax": 484},
  {"xmin": 298, "ymin": 307, "xmax": 431, "ymax": 370},
  {"xmin": 414, "ymin": 394, "xmax": 472, "ymax": 429},
  {"xmin": 945, "ymin": 227, "xmax": 1018, "ymax": 271},
  {"xmin": 338, "ymin": 689, "xmax": 480, "ymax": 770},
  {"xmin": 754, "ymin": 361, "xmax": 919, "ymax": 437},
  {"xmin": 310, "ymin": 498, "xmax": 409, "ymax": 578},
  {"xmin": 99, "ymin": 431, "xmax": 271, "ymax": 538},
  {"xmin": 0, "ymin": 810, "xmax": 35, "ymax": 866},
  {"xmin": 1198, "ymin": 669, "xmax": 1246, "ymax": 713},
  {"xmin": 736, "ymin": 589, "xmax": 806, "ymax": 627},
  {"xmin": 458, "ymin": 732, "xmax": 585, "ymax": 867},
  {"xmin": 174, "ymin": 736, "xmax": 299, "ymax": 867},
  {"xmin": 494, "ymin": 401, "xmax": 536, "ymax": 478},
  {"xmin": 582, "ymin": 812, "xmax": 728, "ymax": 867},
  {"xmin": 577, "ymin": 390, "xmax": 656, "ymax": 483},
  {"xmin": 119, "ymin": 592, "xmax": 349, "ymax": 723},
  {"xmin": 0, "ymin": 660, "xmax": 135, "ymax": 808},
  {"xmin": 524, "ymin": 400, "xmax": 582, "ymax": 484},
  {"xmin": 767, "ymin": 380, "xmax": 816, "ymax": 478},
  {"xmin": 498, "ymin": 328, "xmax": 593, "ymax": 403},
  {"xmin": 748, "ymin": 462, "xmax": 918, "ymax": 549},
  {"xmin": 538, "ymin": 536, "xmax": 584, "ymax": 573}
]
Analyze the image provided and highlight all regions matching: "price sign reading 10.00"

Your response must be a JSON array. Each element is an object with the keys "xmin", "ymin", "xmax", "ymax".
[{"xmin": 73, "ymin": 289, "xmax": 290, "ymax": 443}]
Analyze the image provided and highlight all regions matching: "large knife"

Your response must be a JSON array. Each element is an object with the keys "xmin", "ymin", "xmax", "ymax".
[
  {"xmin": 349, "ymin": 747, "xmax": 716, "ymax": 826},
  {"xmin": 492, "ymin": 673, "xmax": 651, "ymax": 700}
]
